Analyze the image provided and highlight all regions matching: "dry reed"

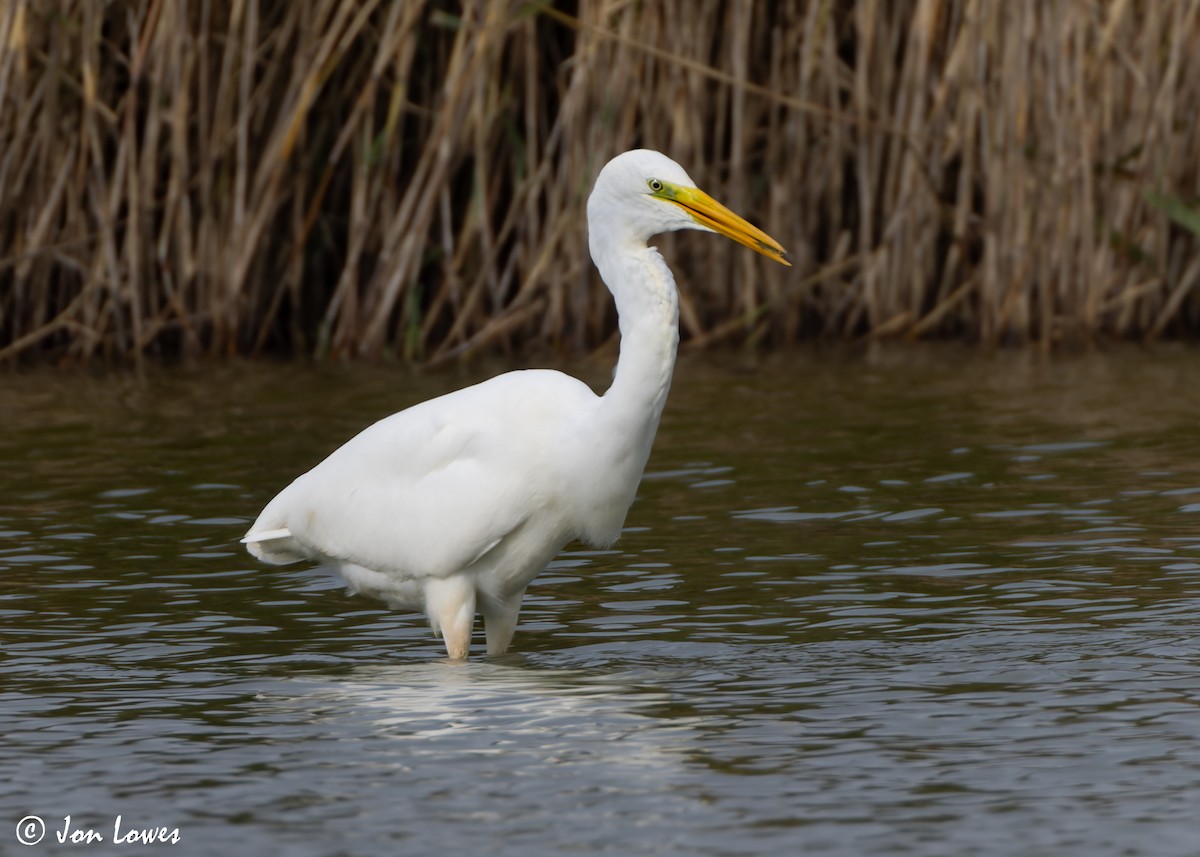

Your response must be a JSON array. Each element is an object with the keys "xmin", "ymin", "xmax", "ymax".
[{"xmin": 1, "ymin": 0, "xmax": 1199, "ymax": 364}]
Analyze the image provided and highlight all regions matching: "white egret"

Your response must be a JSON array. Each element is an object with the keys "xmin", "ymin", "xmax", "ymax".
[{"xmin": 243, "ymin": 149, "xmax": 790, "ymax": 659}]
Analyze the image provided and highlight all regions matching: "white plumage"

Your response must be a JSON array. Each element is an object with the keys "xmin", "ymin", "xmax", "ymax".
[{"xmin": 243, "ymin": 149, "xmax": 789, "ymax": 659}]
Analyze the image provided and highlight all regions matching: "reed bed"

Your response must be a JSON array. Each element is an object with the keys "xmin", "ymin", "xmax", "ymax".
[{"xmin": 1, "ymin": 0, "xmax": 1199, "ymax": 363}]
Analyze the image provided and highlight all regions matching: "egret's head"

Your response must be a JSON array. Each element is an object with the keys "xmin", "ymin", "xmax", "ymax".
[{"xmin": 588, "ymin": 149, "xmax": 791, "ymax": 266}]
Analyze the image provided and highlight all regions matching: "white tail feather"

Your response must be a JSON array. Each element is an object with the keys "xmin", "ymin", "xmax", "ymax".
[
  {"xmin": 242, "ymin": 526, "xmax": 307, "ymax": 565},
  {"xmin": 241, "ymin": 527, "xmax": 292, "ymax": 544}
]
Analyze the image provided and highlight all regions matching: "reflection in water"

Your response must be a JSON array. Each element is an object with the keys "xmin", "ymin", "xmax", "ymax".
[
  {"xmin": 3, "ymin": 347, "xmax": 1200, "ymax": 855},
  {"xmin": 239, "ymin": 662, "xmax": 714, "ymax": 854},
  {"xmin": 278, "ymin": 662, "xmax": 697, "ymax": 778}
]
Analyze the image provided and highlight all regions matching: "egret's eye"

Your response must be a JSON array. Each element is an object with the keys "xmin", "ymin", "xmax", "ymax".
[{"xmin": 647, "ymin": 178, "xmax": 664, "ymax": 193}]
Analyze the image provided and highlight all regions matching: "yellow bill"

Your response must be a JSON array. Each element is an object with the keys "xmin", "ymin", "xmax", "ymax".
[{"xmin": 654, "ymin": 181, "xmax": 791, "ymax": 266}]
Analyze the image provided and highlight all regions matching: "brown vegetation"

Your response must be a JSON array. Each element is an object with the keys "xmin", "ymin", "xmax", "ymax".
[{"xmin": 1, "ymin": 0, "xmax": 1199, "ymax": 364}]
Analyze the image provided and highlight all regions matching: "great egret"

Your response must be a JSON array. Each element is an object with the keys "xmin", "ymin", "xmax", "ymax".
[{"xmin": 243, "ymin": 149, "xmax": 790, "ymax": 659}]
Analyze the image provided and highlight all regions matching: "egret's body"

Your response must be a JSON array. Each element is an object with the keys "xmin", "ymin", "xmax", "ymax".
[{"xmin": 244, "ymin": 150, "xmax": 789, "ymax": 658}]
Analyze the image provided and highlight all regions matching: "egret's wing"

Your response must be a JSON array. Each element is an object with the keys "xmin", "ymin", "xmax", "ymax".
[{"xmin": 246, "ymin": 370, "xmax": 594, "ymax": 579}]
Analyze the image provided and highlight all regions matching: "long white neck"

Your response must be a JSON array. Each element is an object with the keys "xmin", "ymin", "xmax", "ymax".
[{"xmin": 592, "ymin": 238, "xmax": 680, "ymax": 458}]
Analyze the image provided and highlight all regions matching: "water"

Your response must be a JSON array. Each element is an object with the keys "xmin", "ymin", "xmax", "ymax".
[{"xmin": 3, "ymin": 345, "xmax": 1200, "ymax": 855}]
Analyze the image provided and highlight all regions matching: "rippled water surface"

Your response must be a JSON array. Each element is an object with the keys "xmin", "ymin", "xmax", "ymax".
[{"xmin": 3, "ymin": 346, "xmax": 1200, "ymax": 855}]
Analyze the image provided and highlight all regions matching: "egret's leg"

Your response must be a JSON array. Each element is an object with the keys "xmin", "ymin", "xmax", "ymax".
[
  {"xmin": 481, "ymin": 587, "xmax": 526, "ymax": 656},
  {"xmin": 424, "ymin": 576, "xmax": 477, "ymax": 660}
]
